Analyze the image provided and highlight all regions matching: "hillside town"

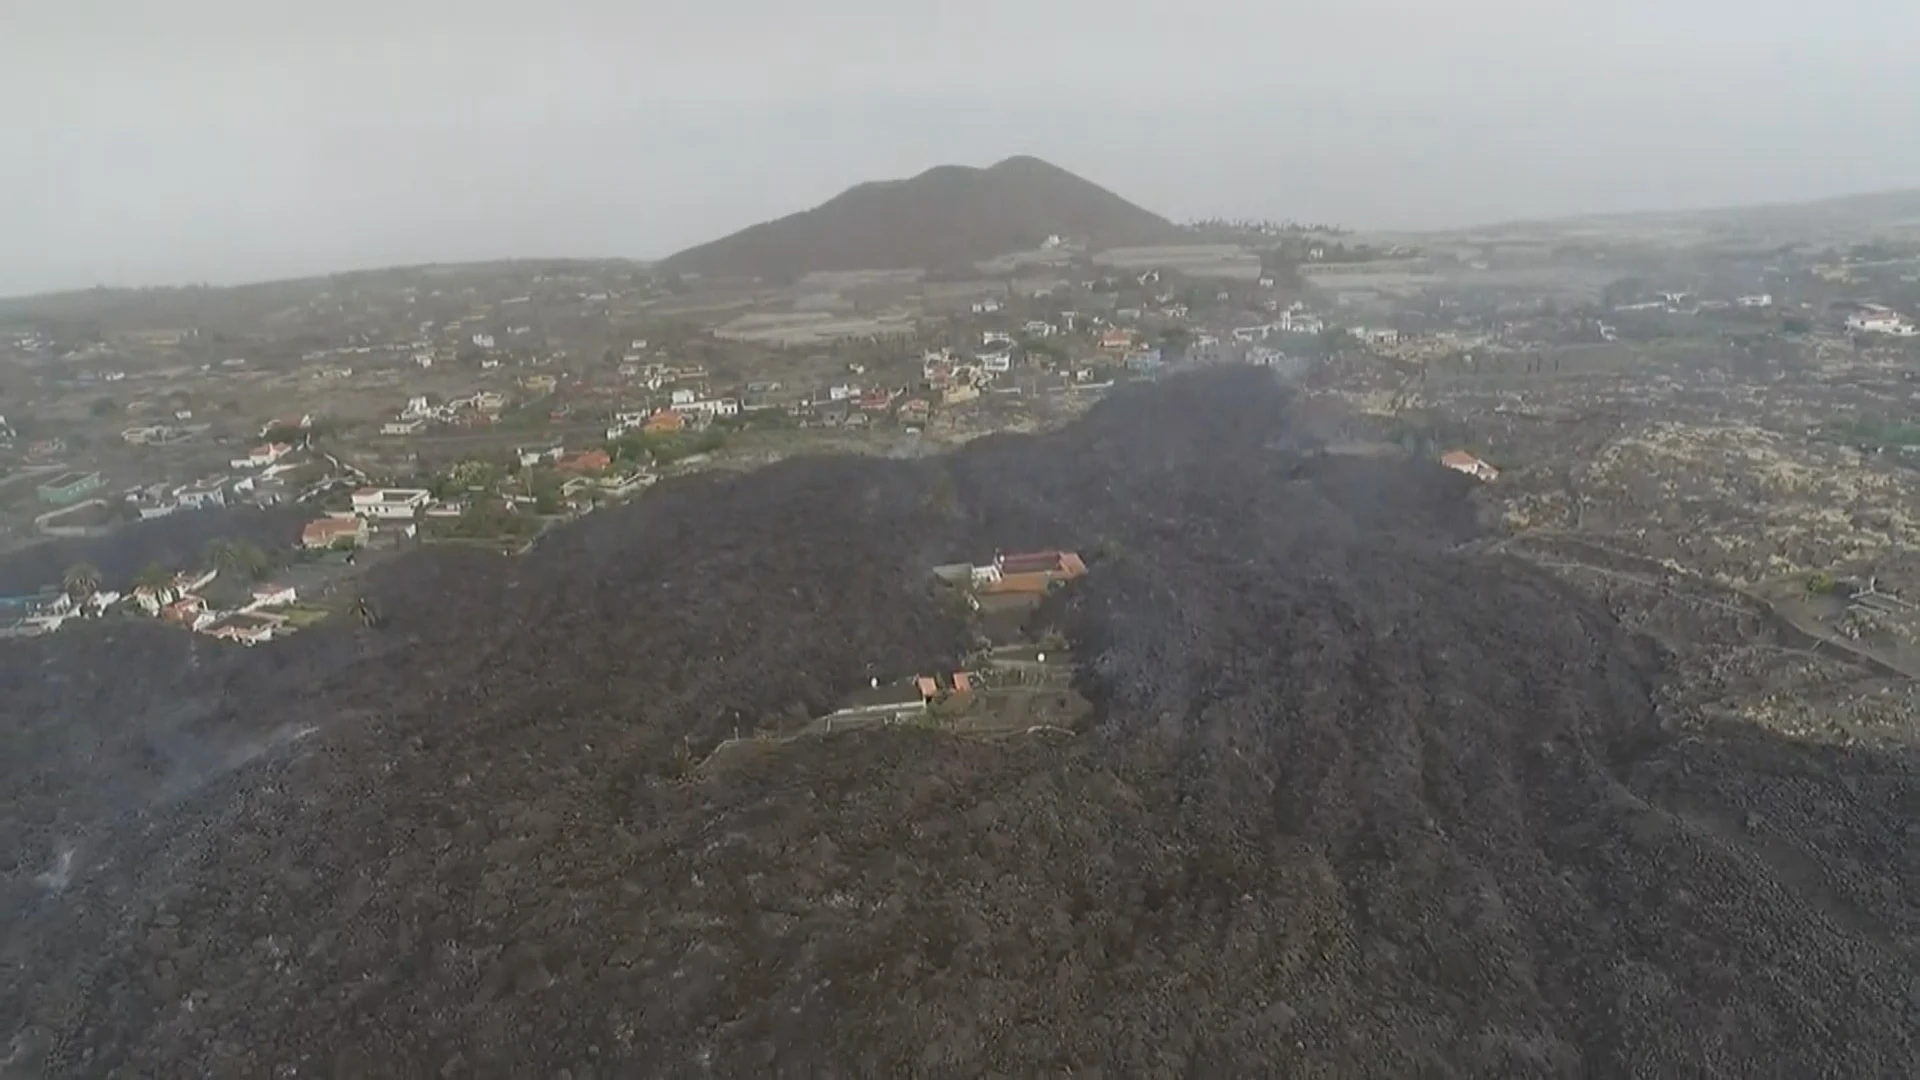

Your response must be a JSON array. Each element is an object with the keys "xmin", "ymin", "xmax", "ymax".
[{"xmin": 8, "ymin": 187, "xmax": 1920, "ymax": 651}]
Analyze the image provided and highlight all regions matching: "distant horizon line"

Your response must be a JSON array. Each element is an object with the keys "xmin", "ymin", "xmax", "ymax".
[{"xmin": 5, "ymin": 181, "xmax": 1917, "ymax": 305}]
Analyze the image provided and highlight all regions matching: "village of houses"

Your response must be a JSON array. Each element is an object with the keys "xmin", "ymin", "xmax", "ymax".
[{"xmin": 2, "ymin": 249, "xmax": 1552, "ymax": 652}]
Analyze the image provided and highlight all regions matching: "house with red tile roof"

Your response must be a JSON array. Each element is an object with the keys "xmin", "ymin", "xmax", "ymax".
[{"xmin": 1440, "ymin": 450, "xmax": 1499, "ymax": 482}]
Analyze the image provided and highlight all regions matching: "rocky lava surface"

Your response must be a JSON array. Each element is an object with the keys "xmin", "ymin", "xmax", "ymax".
[{"xmin": 1, "ymin": 368, "xmax": 1914, "ymax": 1077}]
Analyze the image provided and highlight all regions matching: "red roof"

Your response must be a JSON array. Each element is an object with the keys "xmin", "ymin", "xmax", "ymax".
[
  {"xmin": 302, "ymin": 517, "xmax": 365, "ymax": 546},
  {"xmin": 557, "ymin": 450, "xmax": 612, "ymax": 473},
  {"xmin": 999, "ymin": 550, "xmax": 1064, "ymax": 575}
]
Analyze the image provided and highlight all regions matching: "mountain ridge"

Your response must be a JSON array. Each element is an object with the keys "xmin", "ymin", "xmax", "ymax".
[{"xmin": 659, "ymin": 155, "xmax": 1179, "ymax": 280}]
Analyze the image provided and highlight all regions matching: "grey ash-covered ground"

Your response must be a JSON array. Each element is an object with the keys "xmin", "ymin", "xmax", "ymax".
[{"xmin": 2, "ymin": 368, "xmax": 1915, "ymax": 1077}]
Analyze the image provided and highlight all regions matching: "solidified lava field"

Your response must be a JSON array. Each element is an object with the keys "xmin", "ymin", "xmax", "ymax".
[{"xmin": 2, "ymin": 368, "xmax": 1914, "ymax": 1077}]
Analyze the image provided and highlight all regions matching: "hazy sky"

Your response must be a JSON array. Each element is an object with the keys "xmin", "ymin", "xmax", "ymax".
[{"xmin": 6, "ymin": 0, "xmax": 1919, "ymax": 296}]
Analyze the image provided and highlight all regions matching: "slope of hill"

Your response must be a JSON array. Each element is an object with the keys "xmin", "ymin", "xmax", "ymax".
[
  {"xmin": 1, "ymin": 369, "xmax": 1915, "ymax": 1076},
  {"xmin": 659, "ymin": 155, "xmax": 1180, "ymax": 280}
]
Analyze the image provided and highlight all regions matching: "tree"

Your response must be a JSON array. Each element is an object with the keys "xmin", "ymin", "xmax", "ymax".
[
  {"xmin": 134, "ymin": 562, "xmax": 173, "ymax": 594},
  {"xmin": 63, "ymin": 562, "xmax": 102, "ymax": 601},
  {"xmin": 204, "ymin": 539, "xmax": 269, "ymax": 580},
  {"xmin": 232, "ymin": 541, "xmax": 271, "ymax": 580}
]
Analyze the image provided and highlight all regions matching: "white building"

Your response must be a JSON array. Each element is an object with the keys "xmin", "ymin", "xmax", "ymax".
[
  {"xmin": 1736, "ymin": 294, "xmax": 1773, "ymax": 308},
  {"xmin": 471, "ymin": 333, "xmax": 496, "ymax": 349},
  {"xmin": 351, "ymin": 488, "xmax": 432, "ymax": 520},
  {"xmin": 1847, "ymin": 311, "xmax": 1918, "ymax": 336},
  {"xmin": 982, "ymin": 331, "xmax": 1013, "ymax": 347},
  {"xmin": 674, "ymin": 398, "xmax": 740, "ymax": 418},
  {"xmin": 176, "ymin": 482, "xmax": 228, "ymax": 510},
  {"xmin": 402, "ymin": 395, "xmax": 432, "ymax": 419},
  {"xmin": 971, "ymin": 298, "xmax": 1003, "ymax": 314},
  {"xmin": 669, "ymin": 388, "xmax": 696, "ymax": 407},
  {"xmin": 980, "ymin": 350, "xmax": 1013, "ymax": 373},
  {"xmin": 519, "ymin": 445, "xmax": 565, "ymax": 468},
  {"xmin": 229, "ymin": 442, "xmax": 292, "ymax": 470},
  {"xmin": 244, "ymin": 584, "xmax": 299, "ymax": 611}
]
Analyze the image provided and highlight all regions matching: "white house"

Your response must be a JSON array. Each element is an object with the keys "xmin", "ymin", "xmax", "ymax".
[
  {"xmin": 1847, "ymin": 311, "xmax": 1918, "ymax": 336},
  {"xmin": 244, "ymin": 584, "xmax": 298, "ymax": 611},
  {"xmin": 980, "ymin": 350, "xmax": 1013, "ymax": 373},
  {"xmin": 382, "ymin": 418, "xmax": 427, "ymax": 436},
  {"xmin": 175, "ymin": 481, "xmax": 227, "ymax": 510},
  {"xmin": 971, "ymin": 298, "xmax": 1003, "ymax": 315},
  {"xmin": 982, "ymin": 330, "xmax": 1014, "ymax": 347},
  {"xmin": 828, "ymin": 384, "xmax": 858, "ymax": 401},
  {"xmin": 471, "ymin": 333, "xmax": 496, "ymax": 349},
  {"xmin": 669, "ymin": 388, "xmax": 697, "ymax": 407},
  {"xmin": 675, "ymin": 398, "xmax": 740, "ymax": 418},
  {"xmin": 351, "ymin": 488, "xmax": 432, "ymax": 520},
  {"xmin": 402, "ymin": 396, "xmax": 432, "ymax": 419},
  {"xmin": 229, "ymin": 442, "xmax": 292, "ymax": 470},
  {"xmin": 1736, "ymin": 294, "xmax": 1773, "ymax": 308}
]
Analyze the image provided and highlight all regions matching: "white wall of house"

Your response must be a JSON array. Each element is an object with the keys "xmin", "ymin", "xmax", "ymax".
[{"xmin": 351, "ymin": 489, "xmax": 430, "ymax": 519}]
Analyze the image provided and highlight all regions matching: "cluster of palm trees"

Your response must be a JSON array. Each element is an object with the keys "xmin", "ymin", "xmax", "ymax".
[{"xmin": 62, "ymin": 562, "xmax": 102, "ymax": 602}]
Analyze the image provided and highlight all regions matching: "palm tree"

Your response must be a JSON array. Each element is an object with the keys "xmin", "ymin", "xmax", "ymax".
[
  {"xmin": 203, "ymin": 538, "xmax": 238, "ymax": 577},
  {"xmin": 63, "ymin": 562, "xmax": 102, "ymax": 601},
  {"xmin": 231, "ymin": 541, "xmax": 270, "ymax": 581}
]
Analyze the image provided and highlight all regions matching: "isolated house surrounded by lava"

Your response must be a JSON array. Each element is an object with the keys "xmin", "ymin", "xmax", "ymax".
[
  {"xmin": 978, "ymin": 550, "xmax": 1088, "ymax": 595},
  {"xmin": 1440, "ymin": 450, "xmax": 1499, "ymax": 483}
]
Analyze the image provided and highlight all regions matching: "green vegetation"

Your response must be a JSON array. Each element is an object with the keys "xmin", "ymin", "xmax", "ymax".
[
  {"xmin": 280, "ymin": 604, "xmax": 331, "ymax": 628},
  {"xmin": 1806, "ymin": 572, "xmax": 1839, "ymax": 596},
  {"xmin": 204, "ymin": 538, "xmax": 271, "ymax": 581},
  {"xmin": 714, "ymin": 409, "xmax": 795, "ymax": 434},
  {"xmin": 607, "ymin": 428, "xmax": 726, "ymax": 467},
  {"xmin": 1022, "ymin": 336, "xmax": 1068, "ymax": 365},
  {"xmin": 428, "ymin": 458, "xmax": 505, "ymax": 499},
  {"xmin": 425, "ymin": 499, "xmax": 544, "ymax": 542},
  {"xmin": 1818, "ymin": 418, "xmax": 1920, "ymax": 450},
  {"xmin": 134, "ymin": 562, "xmax": 173, "ymax": 594}
]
